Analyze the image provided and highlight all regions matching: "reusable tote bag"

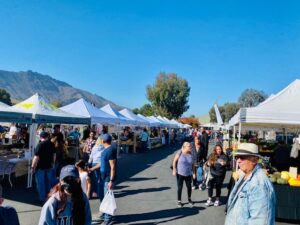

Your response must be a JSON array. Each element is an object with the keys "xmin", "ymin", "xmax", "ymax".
[{"xmin": 100, "ymin": 190, "xmax": 117, "ymax": 216}]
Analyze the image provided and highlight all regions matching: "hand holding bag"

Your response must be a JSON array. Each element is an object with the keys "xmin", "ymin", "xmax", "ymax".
[{"xmin": 99, "ymin": 190, "xmax": 117, "ymax": 216}]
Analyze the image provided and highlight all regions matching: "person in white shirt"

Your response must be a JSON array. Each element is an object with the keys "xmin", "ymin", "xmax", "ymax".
[{"xmin": 75, "ymin": 160, "xmax": 91, "ymax": 198}]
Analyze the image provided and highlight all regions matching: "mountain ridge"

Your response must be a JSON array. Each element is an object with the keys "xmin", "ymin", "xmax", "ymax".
[{"xmin": 0, "ymin": 70, "xmax": 123, "ymax": 110}]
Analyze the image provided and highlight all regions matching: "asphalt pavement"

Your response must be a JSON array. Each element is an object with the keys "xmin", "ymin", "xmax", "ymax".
[{"xmin": 2, "ymin": 143, "xmax": 296, "ymax": 225}]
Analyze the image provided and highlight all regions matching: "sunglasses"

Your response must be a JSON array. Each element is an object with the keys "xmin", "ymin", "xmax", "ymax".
[{"xmin": 235, "ymin": 155, "xmax": 252, "ymax": 160}]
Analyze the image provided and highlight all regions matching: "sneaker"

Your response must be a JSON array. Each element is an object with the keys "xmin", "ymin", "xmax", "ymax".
[
  {"xmin": 177, "ymin": 201, "xmax": 183, "ymax": 208},
  {"xmin": 188, "ymin": 200, "xmax": 194, "ymax": 207},
  {"xmin": 205, "ymin": 199, "xmax": 214, "ymax": 206},
  {"xmin": 214, "ymin": 200, "xmax": 221, "ymax": 206},
  {"xmin": 192, "ymin": 186, "xmax": 196, "ymax": 190}
]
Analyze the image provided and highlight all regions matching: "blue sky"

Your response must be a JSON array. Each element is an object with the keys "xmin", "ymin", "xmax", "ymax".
[{"xmin": 1, "ymin": 1, "xmax": 300, "ymax": 116}]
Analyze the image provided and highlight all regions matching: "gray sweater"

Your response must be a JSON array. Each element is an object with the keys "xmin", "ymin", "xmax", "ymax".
[{"xmin": 38, "ymin": 192, "xmax": 91, "ymax": 225}]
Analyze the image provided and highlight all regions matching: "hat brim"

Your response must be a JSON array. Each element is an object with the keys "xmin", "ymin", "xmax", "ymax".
[{"xmin": 234, "ymin": 150, "xmax": 262, "ymax": 158}]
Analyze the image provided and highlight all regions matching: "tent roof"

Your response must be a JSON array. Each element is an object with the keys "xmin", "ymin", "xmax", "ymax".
[
  {"xmin": 0, "ymin": 102, "xmax": 9, "ymax": 108},
  {"xmin": 229, "ymin": 79, "xmax": 300, "ymax": 128},
  {"xmin": 60, "ymin": 98, "xmax": 118, "ymax": 124},
  {"xmin": 137, "ymin": 114, "xmax": 161, "ymax": 127},
  {"xmin": 119, "ymin": 108, "xmax": 149, "ymax": 126},
  {"xmin": 101, "ymin": 104, "xmax": 135, "ymax": 125},
  {"xmin": 11, "ymin": 93, "xmax": 90, "ymax": 124}
]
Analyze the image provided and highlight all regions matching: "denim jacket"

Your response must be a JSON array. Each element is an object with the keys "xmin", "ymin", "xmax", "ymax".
[{"xmin": 225, "ymin": 165, "xmax": 275, "ymax": 225}]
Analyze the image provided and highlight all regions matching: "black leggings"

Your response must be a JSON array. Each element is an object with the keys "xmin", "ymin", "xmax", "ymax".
[
  {"xmin": 176, "ymin": 174, "xmax": 192, "ymax": 201},
  {"xmin": 207, "ymin": 176, "xmax": 224, "ymax": 198}
]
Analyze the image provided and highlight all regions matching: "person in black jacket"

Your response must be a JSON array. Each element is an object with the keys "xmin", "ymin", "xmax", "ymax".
[
  {"xmin": 191, "ymin": 136, "xmax": 207, "ymax": 190},
  {"xmin": 205, "ymin": 144, "xmax": 228, "ymax": 207},
  {"xmin": 0, "ymin": 184, "xmax": 20, "ymax": 225},
  {"xmin": 200, "ymin": 127, "xmax": 209, "ymax": 159}
]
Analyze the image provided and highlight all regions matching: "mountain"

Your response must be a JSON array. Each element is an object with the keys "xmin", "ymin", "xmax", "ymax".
[{"xmin": 0, "ymin": 70, "xmax": 123, "ymax": 110}]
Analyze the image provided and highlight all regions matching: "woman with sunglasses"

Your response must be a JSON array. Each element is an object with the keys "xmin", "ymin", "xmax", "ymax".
[
  {"xmin": 205, "ymin": 144, "xmax": 228, "ymax": 207},
  {"xmin": 38, "ymin": 165, "xmax": 92, "ymax": 225}
]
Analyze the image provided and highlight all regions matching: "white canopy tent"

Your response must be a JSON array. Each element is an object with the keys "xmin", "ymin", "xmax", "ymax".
[
  {"xmin": 228, "ymin": 79, "xmax": 300, "ymax": 142},
  {"xmin": 0, "ymin": 101, "xmax": 9, "ymax": 108},
  {"xmin": 12, "ymin": 93, "xmax": 90, "ymax": 124},
  {"xmin": 60, "ymin": 98, "xmax": 118, "ymax": 125},
  {"xmin": 157, "ymin": 116, "xmax": 178, "ymax": 128},
  {"xmin": 100, "ymin": 104, "xmax": 136, "ymax": 125},
  {"xmin": 9, "ymin": 93, "xmax": 90, "ymax": 187},
  {"xmin": 170, "ymin": 119, "xmax": 185, "ymax": 128},
  {"xmin": 137, "ymin": 114, "xmax": 161, "ymax": 127},
  {"xmin": 119, "ymin": 108, "xmax": 149, "ymax": 126},
  {"xmin": 148, "ymin": 116, "xmax": 166, "ymax": 127}
]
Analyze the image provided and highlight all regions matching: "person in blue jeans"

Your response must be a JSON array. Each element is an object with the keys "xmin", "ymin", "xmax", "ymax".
[
  {"xmin": 31, "ymin": 131, "xmax": 57, "ymax": 202},
  {"xmin": 191, "ymin": 136, "xmax": 206, "ymax": 190},
  {"xmin": 99, "ymin": 134, "xmax": 117, "ymax": 225}
]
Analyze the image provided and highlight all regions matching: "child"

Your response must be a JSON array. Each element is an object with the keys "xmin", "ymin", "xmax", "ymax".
[{"xmin": 75, "ymin": 160, "xmax": 91, "ymax": 199}]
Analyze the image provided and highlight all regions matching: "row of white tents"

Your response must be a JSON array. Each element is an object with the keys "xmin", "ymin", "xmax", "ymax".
[
  {"xmin": 0, "ymin": 94, "xmax": 191, "ymax": 188},
  {"xmin": 0, "ymin": 94, "xmax": 191, "ymax": 129}
]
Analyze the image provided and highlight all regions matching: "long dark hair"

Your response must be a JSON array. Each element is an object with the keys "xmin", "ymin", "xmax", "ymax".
[
  {"xmin": 208, "ymin": 144, "xmax": 224, "ymax": 165},
  {"xmin": 48, "ymin": 178, "xmax": 86, "ymax": 225}
]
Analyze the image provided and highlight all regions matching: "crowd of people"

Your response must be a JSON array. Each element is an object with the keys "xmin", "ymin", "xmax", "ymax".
[
  {"xmin": 28, "ymin": 124, "xmax": 118, "ymax": 225},
  {"xmin": 0, "ymin": 123, "xmax": 277, "ymax": 225}
]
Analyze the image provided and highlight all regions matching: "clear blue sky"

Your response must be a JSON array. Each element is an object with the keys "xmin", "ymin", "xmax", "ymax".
[{"xmin": 1, "ymin": 1, "xmax": 300, "ymax": 117}]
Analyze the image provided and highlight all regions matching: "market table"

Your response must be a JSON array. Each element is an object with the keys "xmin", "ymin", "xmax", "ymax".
[{"xmin": 274, "ymin": 183, "xmax": 300, "ymax": 221}]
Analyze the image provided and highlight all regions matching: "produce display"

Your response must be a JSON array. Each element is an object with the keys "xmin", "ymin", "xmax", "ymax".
[{"xmin": 269, "ymin": 171, "xmax": 300, "ymax": 187}]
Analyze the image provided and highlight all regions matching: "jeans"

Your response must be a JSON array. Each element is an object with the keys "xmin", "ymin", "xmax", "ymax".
[
  {"xmin": 141, "ymin": 141, "xmax": 147, "ymax": 152},
  {"xmin": 91, "ymin": 163, "xmax": 100, "ymax": 197},
  {"xmin": 100, "ymin": 180, "xmax": 113, "ymax": 222},
  {"xmin": 176, "ymin": 174, "xmax": 192, "ymax": 201},
  {"xmin": 35, "ymin": 168, "xmax": 57, "ymax": 201},
  {"xmin": 193, "ymin": 166, "xmax": 203, "ymax": 186},
  {"xmin": 121, "ymin": 144, "xmax": 129, "ymax": 154}
]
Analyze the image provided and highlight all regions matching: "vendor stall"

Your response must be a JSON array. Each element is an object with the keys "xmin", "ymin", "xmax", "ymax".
[{"xmin": 274, "ymin": 184, "xmax": 300, "ymax": 221}]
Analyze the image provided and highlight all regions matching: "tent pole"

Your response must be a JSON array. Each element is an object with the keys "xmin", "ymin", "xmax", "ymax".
[{"xmin": 238, "ymin": 122, "xmax": 241, "ymax": 144}]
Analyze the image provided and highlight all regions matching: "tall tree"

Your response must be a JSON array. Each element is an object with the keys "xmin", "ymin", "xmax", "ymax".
[
  {"xmin": 0, "ymin": 89, "xmax": 12, "ymax": 105},
  {"xmin": 238, "ymin": 89, "xmax": 268, "ymax": 107},
  {"xmin": 146, "ymin": 73, "xmax": 190, "ymax": 119},
  {"xmin": 223, "ymin": 102, "xmax": 240, "ymax": 122},
  {"xmin": 132, "ymin": 108, "xmax": 140, "ymax": 115},
  {"xmin": 139, "ymin": 104, "xmax": 154, "ymax": 117}
]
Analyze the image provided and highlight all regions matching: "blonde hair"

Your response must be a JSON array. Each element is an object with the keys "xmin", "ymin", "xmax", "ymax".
[{"xmin": 182, "ymin": 141, "xmax": 191, "ymax": 149}]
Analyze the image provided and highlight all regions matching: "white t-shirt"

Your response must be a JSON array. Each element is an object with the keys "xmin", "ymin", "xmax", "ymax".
[
  {"xmin": 8, "ymin": 126, "xmax": 17, "ymax": 137},
  {"xmin": 79, "ymin": 171, "xmax": 89, "ymax": 195}
]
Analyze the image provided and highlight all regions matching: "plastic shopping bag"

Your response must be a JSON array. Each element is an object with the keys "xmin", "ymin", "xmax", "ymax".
[{"xmin": 99, "ymin": 190, "xmax": 117, "ymax": 216}]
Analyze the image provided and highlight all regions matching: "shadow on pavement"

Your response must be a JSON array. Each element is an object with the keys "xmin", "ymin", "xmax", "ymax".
[
  {"xmin": 128, "ymin": 177, "xmax": 158, "ymax": 182},
  {"xmin": 114, "ymin": 206, "xmax": 205, "ymax": 224},
  {"xmin": 116, "ymin": 144, "xmax": 180, "ymax": 185},
  {"xmin": 114, "ymin": 187, "xmax": 171, "ymax": 198},
  {"xmin": 1, "ymin": 175, "xmax": 42, "ymax": 206}
]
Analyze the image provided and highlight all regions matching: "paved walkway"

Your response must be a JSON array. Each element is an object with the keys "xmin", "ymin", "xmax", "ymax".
[{"xmin": 2, "ymin": 144, "xmax": 295, "ymax": 225}]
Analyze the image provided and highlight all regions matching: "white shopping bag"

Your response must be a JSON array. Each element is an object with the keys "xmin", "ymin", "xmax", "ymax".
[{"xmin": 99, "ymin": 190, "xmax": 117, "ymax": 216}]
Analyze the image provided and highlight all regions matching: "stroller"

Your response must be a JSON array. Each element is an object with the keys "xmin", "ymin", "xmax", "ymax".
[{"xmin": 201, "ymin": 162, "xmax": 213, "ymax": 190}]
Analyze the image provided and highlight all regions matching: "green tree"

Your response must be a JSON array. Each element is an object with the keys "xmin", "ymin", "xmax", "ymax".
[
  {"xmin": 139, "ymin": 104, "xmax": 154, "ymax": 117},
  {"xmin": 51, "ymin": 100, "xmax": 62, "ymax": 108},
  {"xmin": 223, "ymin": 102, "xmax": 240, "ymax": 122},
  {"xmin": 146, "ymin": 72, "xmax": 190, "ymax": 119},
  {"xmin": 132, "ymin": 108, "xmax": 140, "ymax": 115},
  {"xmin": 238, "ymin": 89, "xmax": 267, "ymax": 107},
  {"xmin": 0, "ymin": 89, "xmax": 12, "ymax": 105}
]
